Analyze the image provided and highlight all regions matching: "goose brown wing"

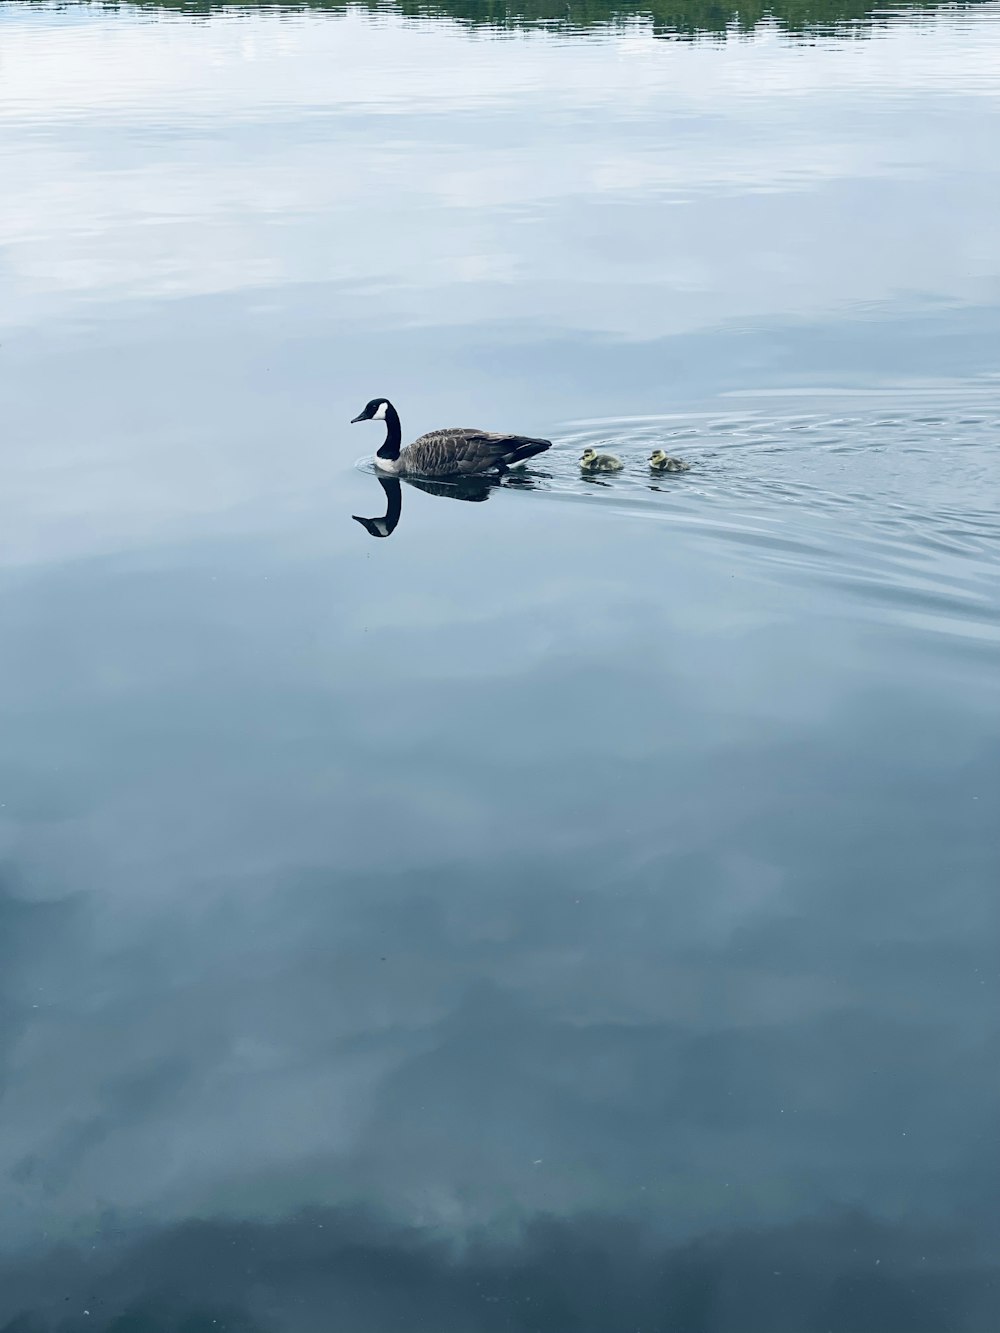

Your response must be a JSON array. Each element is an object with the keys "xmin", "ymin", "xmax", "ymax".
[{"xmin": 402, "ymin": 428, "xmax": 550, "ymax": 477}]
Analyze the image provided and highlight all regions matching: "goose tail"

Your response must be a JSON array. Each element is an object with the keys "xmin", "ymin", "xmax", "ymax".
[{"xmin": 504, "ymin": 436, "xmax": 552, "ymax": 466}]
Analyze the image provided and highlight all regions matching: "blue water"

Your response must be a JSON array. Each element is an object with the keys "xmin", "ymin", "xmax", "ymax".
[{"xmin": 1, "ymin": 3, "xmax": 998, "ymax": 1329}]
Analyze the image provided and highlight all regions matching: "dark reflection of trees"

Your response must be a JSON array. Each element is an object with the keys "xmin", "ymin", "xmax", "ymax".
[
  {"xmin": 352, "ymin": 469, "xmax": 543, "ymax": 539},
  {"xmin": 87, "ymin": 0, "xmax": 989, "ymax": 42}
]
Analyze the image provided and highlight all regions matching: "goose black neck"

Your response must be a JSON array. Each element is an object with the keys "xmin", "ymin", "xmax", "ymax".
[{"xmin": 377, "ymin": 403, "xmax": 402, "ymax": 460}]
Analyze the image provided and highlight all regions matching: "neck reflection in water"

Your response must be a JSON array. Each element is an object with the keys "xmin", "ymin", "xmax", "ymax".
[{"xmin": 352, "ymin": 470, "xmax": 544, "ymax": 539}]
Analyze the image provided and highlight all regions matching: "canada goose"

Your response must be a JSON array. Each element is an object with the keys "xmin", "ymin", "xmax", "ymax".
[
  {"xmin": 580, "ymin": 447, "xmax": 623, "ymax": 473},
  {"xmin": 649, "ymin": 449, "xmax": 690, "ymax": 473},
  {"xmin": 351, "ymin": 398, "xmax": 551, "ymax": 478}
]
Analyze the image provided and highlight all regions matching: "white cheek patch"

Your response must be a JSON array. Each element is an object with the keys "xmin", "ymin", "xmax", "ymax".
[{"xmin": 372, "ymin": 402, "xmax": 388, "ymax": 421}]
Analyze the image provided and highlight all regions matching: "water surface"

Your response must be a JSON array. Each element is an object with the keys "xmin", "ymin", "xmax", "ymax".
[{"xmin": 1, "ymin": 3, "xmax": 998, "ymax": 1330}]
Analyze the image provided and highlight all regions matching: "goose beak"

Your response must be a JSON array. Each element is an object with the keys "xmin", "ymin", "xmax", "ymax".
[{"xmin": 350, "ymin": 412, "xmax": 366, "ymax": 424}]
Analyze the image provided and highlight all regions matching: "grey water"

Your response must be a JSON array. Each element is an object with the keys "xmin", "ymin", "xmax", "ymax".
[{"xmin": 1, "ymin": 2, "xmax": 999, "ymax": 1329}]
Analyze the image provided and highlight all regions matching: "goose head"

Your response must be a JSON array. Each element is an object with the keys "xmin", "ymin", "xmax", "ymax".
[
  {"xmin": 351, "ymin": 398, "xmax": 392, "ymax": 424},
  {"xmin": 649, "ymin": 449, "xmax": 667, "ymax": 467},
  {"xmin": 580, "ymin": 447, "xmax": 598, "ymax": 467}
]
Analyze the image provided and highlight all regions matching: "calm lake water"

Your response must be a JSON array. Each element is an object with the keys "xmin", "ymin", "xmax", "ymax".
[{"xmin": 1, "ymin": 2, "xmax": 999, "ymax": 1329}]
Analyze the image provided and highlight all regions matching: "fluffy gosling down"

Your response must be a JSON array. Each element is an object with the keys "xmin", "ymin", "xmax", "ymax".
[
  {"xmin": 580, "ymin": 447, "xmax": 623, "ymax": 473},
  {"xmin": 649, "ymin": 449, "xmax": 690, "ymax": 473}
]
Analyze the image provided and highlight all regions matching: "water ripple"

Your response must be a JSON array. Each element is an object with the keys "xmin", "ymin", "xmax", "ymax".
[{"xmin": 539, "ymin": 405, "xmax": 1000, "ymax": 643}]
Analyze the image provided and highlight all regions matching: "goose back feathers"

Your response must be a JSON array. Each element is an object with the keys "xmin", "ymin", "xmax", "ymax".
[{"xmin": 399, "ymin": 427, "xmax": 552, "ymax": 477}]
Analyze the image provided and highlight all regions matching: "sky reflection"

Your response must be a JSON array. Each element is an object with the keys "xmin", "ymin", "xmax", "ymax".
[{"xmin": 1, "ymin": 6, "xmax": 999, "ymax": 334}]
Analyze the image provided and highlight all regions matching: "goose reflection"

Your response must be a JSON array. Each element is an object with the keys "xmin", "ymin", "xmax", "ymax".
[
  {"xmin": 352, "ymin": 469, "xmax": 544, "ymax": 539},
  {"xmin": 352, "ymin": 476, "xmax": 403, "ymax": 538}
]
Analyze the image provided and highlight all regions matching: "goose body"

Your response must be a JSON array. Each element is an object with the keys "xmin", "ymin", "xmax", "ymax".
[
  {"xmin": 649, "ymin": 449, "xmax": 690, "ymax": 473},
  {"xmin": 580, "ymin": 448, "xmax": 623, "ymax": 473},
  {"xmin": 351, "ymin": 398, "xmax": 551, "ymax": 478}
]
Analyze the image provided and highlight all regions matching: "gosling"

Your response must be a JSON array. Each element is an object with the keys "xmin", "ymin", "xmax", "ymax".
[
  {"xmin": 580, "ymin": 447, "xmax": 623, "ymax": 473},
  {"xmin": 649, "ymin": 449, "xmax": 690, "ymax": 473}
]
